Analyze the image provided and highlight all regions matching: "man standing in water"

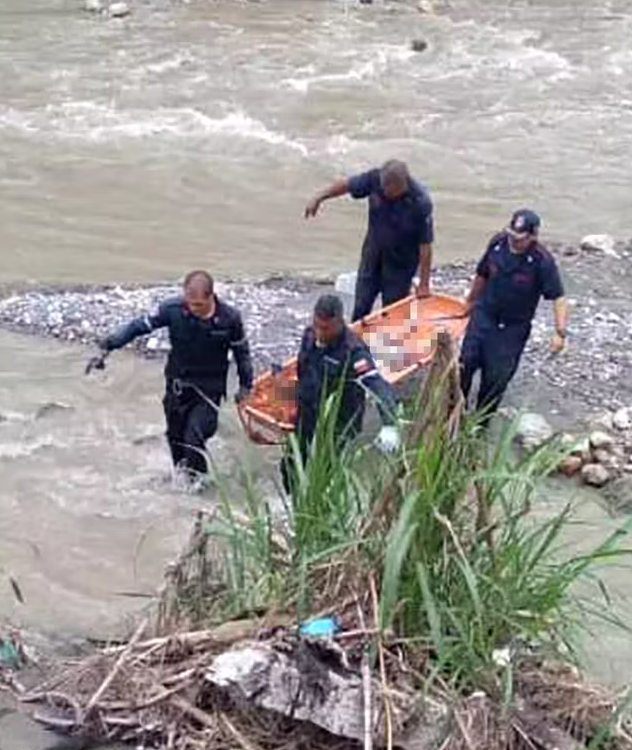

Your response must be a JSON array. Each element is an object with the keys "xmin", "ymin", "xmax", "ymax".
[
  {"xmin": 87, "ymin": 270, "xmax": 253, "ymax": 487},
  {"xmin": 460, "ymin": 209, "xmax": 568, "ymax": 422},
  {"xmin": 282, "ymin": 293, "xmax": 400, "ymax": 492},
  {"xmin": 304, "ymin": 160, "xmax": 435, "ymax": 321}
]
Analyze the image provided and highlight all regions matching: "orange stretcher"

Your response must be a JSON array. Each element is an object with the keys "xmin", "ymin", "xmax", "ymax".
[{"xmin": 237, "ymin": 293, "xmax": 469, "ymax": 445}]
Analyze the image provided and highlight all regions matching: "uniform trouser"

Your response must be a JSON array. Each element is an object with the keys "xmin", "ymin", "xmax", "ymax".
[
  {"xmin": 162, "ymin": 381, "xmax": 221, "ymax": 476},
  {"xmin": 459, "ymin": 314, "xmax": 531, "ymax": 422},
  {"xmin": 351, "ymin": 239, "xmax": 415, "ymax": 322}
]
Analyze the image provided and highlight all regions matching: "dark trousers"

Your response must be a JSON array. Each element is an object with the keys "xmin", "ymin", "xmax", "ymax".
[
  {"xmin": 351, "ymin": 239, "xmax": 414, "ymax": 322},
  {"xmin": 162, "ymin": 382, "xmax": 220, "ymax": 476},
  {"xmin": 459, "ymin": 313, "xmax": 530, "ymax": 421}
]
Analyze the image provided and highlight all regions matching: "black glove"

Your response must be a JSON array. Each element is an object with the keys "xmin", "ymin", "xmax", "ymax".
[
  {"xmin": 234, "ymin": 385, "xmax": 252, "ymax": 404},
  {"xmin": 85, "ymin": 345, "xmax": 109, "ymax": 376}
]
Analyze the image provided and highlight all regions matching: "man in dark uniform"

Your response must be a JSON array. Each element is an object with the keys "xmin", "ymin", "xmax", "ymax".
[
  {"xmin": 282, "ymin": 294, "xmax": 399, "ymax": 492},
  {"xmin": 304, "ymin": 160, "xmax": 434, "ymax": 321},
  {"xmin": 87, "ymin": 270, "xmax": 253, "ymax": 484},
  {"xmin": 460, "ymin": 209, "xmax": 568, "ymax": 421}
]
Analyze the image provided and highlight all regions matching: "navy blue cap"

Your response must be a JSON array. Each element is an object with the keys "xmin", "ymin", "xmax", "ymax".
[{"xmin": 507, "ymin": 209, "xmax": 541, "ymax": 239}]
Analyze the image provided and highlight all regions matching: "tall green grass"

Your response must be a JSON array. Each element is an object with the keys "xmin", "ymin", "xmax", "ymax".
[{"xmin": 202, "ymin": 387, "xmax": 630, "ymax": 694}]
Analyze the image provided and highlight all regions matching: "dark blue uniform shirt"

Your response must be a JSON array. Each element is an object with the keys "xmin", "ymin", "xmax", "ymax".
[
  {"xmin": 103, "ymin": 296, "xmax": 254, "ymax": 397},
  {"xmin": 297, "ymin": 325, "xmax": 397, "ymax": 442},
  {"xmin": 348, "ymin": 169, "xmax": 434, "ymax": 274},
  {"xmin": 475, "ymin": 232, "xmax": 564, "ymax": 325}
]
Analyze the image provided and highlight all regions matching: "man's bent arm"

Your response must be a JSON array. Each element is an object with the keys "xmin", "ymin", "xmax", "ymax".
[
  {"xmin": 465, "ymin": 274, "xmax": 487, "ymax": 314},
  {"xmin": 230, "ymin": 316, "xmax": 254, "ymax": 390},
  {"xmin": 101, "ymin": 301, "xmax": 171, "ymax": 351},
  {"xmin": 315, "ymin": 178, "xmax": 350, "ymax": 204}
]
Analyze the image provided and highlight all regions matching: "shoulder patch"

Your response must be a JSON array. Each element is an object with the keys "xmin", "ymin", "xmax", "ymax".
[{"xmin": 353, "ymin": 358, "xmax": 372, "ymax": 375}]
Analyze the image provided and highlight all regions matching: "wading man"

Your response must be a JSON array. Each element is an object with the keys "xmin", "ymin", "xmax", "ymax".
[
  {"xmin": 460, "ymin": 209, "xmax": 568, "ymax": 422},
  {"xmin": 282, "ymin": 293, "xmax": 399, "ymax": 492},
  {"xmin": 87, "ymin": 270, "xmax": 253, "ymax": 486},
  {"xmin": 304, "ymin": 160, "xmax": 434, "ymax": 321}
]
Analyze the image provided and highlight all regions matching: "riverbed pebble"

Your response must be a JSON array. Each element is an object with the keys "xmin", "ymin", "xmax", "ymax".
[
  {"xmin": 558, "ymin": 455, "xmax": 583, "ymax": 477},
  {"xmin": 589, "ymin": 431, "xmax": 614, "ymax": 451},
  {"xmin": 581, "ymin": 463, "xmax": 610, "ymax": 488},
  {"xmin": 108, "ymin": 1, "xmax": 130, "ymax": 17},
  {"xmin": 612, "ymin": 408, "xmax": 631, "ymax": 431}
]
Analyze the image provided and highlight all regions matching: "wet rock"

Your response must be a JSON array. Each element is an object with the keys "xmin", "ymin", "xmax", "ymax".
[
  {"xmin": 581, "ymin": 463, "xmax": 610, "ymax": 488},
  {"xmin": 514, "ymin": 412, "xmax": 553, "ymax": 451},
  {"xmin": 34, "ymin": 401, "xmax": 73, "ymax": 420},
  {"xmin": 558, "ymin": 455, "xmax": 583, "ymax": 477},
  {"xmin": 411, "ymin": 39, "xmax": 428, "ymax": 53},
  {"xmin": 589, "ymin": 431, "xmax": 614, "ymax": 451},
  {"xmin": 592, "ymin": 412, "xmax": 614, "ymax": 431},
  {"xmin": 580, "ymin": 234, "xmax": 618, "ymax": 257},
  {"xmin": 612, "ymin": 407, "xmax": 631, "ymax": 431},
  {"xmin": 417, "ymin": 0, "xmax": 436, "ymax": 12},
  {"xmin": 593, "ymin": 448, "xmax": 612, "ymax": 465},
  {"xmin": 84, "ymin": 0, "xmax": 104, "ymax": 11},
  {"xmin": 108, "ymin": 2, "xmax": 130, "ymax": 17}
]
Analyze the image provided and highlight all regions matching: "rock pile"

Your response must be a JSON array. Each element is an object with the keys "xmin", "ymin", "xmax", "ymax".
[{"xmin": 514, "ymin": 406, "xmax": 632, "ymax": 490}]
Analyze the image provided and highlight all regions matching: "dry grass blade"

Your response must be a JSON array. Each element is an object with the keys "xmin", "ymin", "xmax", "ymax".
[{"xmin": 83, "ymin": 617, "xmax": 147, "ymax": 718}]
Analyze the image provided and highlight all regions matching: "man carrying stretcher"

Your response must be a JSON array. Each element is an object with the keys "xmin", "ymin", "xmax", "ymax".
[{"xmin": 281, "ymin": 294, "xmax": 400, "ymax": 492}]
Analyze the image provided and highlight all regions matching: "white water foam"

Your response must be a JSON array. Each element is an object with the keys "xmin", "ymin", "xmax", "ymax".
[
  {"xmin": 282, "ymin": 44, "xmax": 416, "ymax": 92},
  {"xmin": 0, "ymin": 103, "xmax": 308, "ymax": 154},
  {"xmin": 0, "ymin": 435, "xmax": 60, "ymax": 458}
]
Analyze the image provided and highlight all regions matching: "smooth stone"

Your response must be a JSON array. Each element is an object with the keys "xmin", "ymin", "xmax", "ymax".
[
  {"xmin": 558, "ymin": 455, "xmax": 583, "ymax": 478},
  {"xmin": 589, "ymin": 431, "xmax": 614, "ymax": 451},
  {"xmin": 581, "ymin": 463, "xmax": 610, "ymax": 488},
  {"xmin": 613, "ymin": 408, "xmax": 631, "ymax": 431},
  {"xmin": 593, "ymin": 448, "xmax": 613, "ymax": 465},
  {"xmin": 108, "ymin": 1, "xmax": 130, "ymax": 17}
]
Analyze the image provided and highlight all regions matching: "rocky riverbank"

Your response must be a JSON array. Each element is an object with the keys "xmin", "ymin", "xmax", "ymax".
[{"xmin": 1, "ymin": 238, "xmax": 632, "ymax": 423}]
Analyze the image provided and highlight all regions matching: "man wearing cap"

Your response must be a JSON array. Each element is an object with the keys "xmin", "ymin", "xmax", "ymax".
[
  {"xmin": 304, "ymin": 160, "xmax": 434, "ymax": 321},
  {"xmin": 460, "ymin": 209, "xmax": 568, "ymax": 421}
]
